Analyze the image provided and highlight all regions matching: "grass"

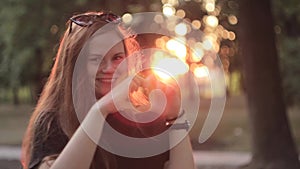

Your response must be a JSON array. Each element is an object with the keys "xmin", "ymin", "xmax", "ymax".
[
  {"xmin": 0, "ymin": 94, "xmax": 299, "ymax": 153},
  {"xmin": 190, "ymin": 95, "xmax": 300, "ymax": 152},
  {"xmin": 190, "ymin": 95, "xmax": 252, "ymax": 151}
]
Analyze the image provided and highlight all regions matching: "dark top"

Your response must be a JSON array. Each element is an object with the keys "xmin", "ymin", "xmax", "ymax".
[{"xmin": 29, "ymin": 112, "xmax": 169, "ymax": 169}]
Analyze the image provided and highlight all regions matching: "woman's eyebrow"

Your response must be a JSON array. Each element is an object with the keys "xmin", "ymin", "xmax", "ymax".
[
  {"xmin": 114, "ymin": 52, "xmax": 125, "ymax": 55},
  {"xmin": 89, "ymin": 54, "xmax": 103, "ymax": 58}
]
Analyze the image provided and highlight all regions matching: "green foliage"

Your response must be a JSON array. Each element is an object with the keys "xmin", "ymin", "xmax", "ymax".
[
  {"xmin": 272, "ymin": 0, "xmax": 300, "ymax": 106},
  {"xmin": 279, "ymin": 38, "xmax": 300, "ymax": 106},
  {"xmin": 0, "ymin": 0, "xmax": 107, "ymax": 103},
  {"xmin": 0, "ymin": 0, "xmax": 26, "ymax": 88},
  {"xmin": 1, "ymin": 0, "xmax": 298, "ymax": 105}
]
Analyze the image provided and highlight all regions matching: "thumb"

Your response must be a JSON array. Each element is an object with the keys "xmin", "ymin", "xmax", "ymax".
[{"xmin": 148, "ymin": 89, "xmax": 167, "ymax": 115}]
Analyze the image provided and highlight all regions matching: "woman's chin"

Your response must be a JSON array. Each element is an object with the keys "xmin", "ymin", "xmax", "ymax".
[{"xmin": 95, "ymin": 87, "xmax": 111, "ymax": 99}]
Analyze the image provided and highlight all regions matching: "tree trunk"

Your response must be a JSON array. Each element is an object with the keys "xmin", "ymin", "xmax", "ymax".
[{"xmin": 238, "ymin": 0, "xmax": 300, "ymax": 169}]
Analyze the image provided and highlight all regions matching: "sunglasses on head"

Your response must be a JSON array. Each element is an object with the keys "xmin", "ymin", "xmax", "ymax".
[{"xmin": 69, "ymin": 12, "xmax": 121, "ymax": 34}]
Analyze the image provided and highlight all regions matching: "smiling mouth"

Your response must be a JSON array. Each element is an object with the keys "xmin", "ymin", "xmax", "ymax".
[{"xmin": 96, "ymin": 78, "xmax": 115, "ymax": 83}]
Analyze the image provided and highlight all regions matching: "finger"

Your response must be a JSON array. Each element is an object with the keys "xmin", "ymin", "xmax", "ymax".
[
  {"xmin": 129, "ymin": 87, "xmax": 150, "ymax": 107},
  {"xmin": 129, "ymin": 74, "xmax": 145, "ymax": 92},
  {"xmin": 148, "ymin": 89, "xmax": 167, "ymax": 115}
]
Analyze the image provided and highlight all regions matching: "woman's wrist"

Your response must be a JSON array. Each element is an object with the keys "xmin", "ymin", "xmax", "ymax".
[
  {"xmin": 165, "ymin": 110, "xmax": 186, "ymax": 122},
  {"xmin": 166, "ymin": 120, "xmax": 190, "ymax": 131},
  {"xmin": 80, "ymin": 101, "xmax": 108, "ymax": 143},
  {"xmin": 91, "ymin": 101, "xmax": 110, "ymax": 118},
  {"xmin": 165, "ymin": 110, "xmax": 190, "ymax": 131}
]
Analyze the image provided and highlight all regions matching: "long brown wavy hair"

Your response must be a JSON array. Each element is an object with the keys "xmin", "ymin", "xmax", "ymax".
[{"xmin": 21, "ymin": 11, "xmax": 141, "ymax": 169}]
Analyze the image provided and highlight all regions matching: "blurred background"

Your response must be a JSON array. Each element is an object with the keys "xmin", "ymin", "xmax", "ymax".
[{"xmin": 0, "ymin": 0, "xmax": 299, "ymax": 169}]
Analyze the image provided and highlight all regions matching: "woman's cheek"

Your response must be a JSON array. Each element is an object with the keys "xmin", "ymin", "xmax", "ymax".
[
  {"xmin": 87, "ymin": 62, "xmax": 98, "ymax": 77},
  {"xmin": 112, "ymin": 60, "xmax": 128, "ymax": 85}
]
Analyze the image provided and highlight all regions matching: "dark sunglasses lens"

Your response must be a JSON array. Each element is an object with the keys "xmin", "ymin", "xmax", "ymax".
[
  {"xmin": 106, "ymin": 14, "xmax": 119, "ymax": 22},
  {"xmin": 70, "ymin": 13, "xmax": 121, "ymax": 29},
  {"xmin": 102, "ymin": 13, "xmax": 121, "ymax": 23},
  {"xmin": 70, "ymin": 16, "xmax": 88, "ymax": 26},
  {"xmin": 75, "ymin": 15, "xmax": 94, "ymax": 24}
]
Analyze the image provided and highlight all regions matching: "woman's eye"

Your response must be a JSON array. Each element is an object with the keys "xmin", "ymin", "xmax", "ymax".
[
  {"xmin": 90, "ymin": 57, "xmax": 100, "ymax": 62},
  {"xmin": 113, "ymin": 54, "xmax": 125, "ymax": 62},
  {"xmin": 89, "ymin": 57, "xmax": 101, "ymax": 64}
]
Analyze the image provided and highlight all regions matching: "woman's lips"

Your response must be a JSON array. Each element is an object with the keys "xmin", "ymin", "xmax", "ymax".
[{"xmin": 96, "ymin": 77, "xmax": 115, "ymax": 83}]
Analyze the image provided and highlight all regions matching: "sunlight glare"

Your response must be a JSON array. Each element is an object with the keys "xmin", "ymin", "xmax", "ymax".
[
  {"xmin": 205, "ymin": 2, "xmax": 215, "ymax": 12},
  {"xmin": 206, "ymin": 15, "xmax": 218, "ymax": 27},
  {"xmin": 166, "ymin": 38, "xmax": 187, "ymax": 60},
  {"xmin": 203, "ymin": 39, "xmax": 213, "ymax": 50},
  {"xmin": 228, "ymin": 15, "xmax": 238, "ymax": 25},
  {"xmin": 168, "ymin": 0, "xmax": 179, "ymax": 7},
  {"xmin": 153, "ymin": 58, "xmax": 189, "ymax": 81},
  {"xmin": 228, "ymin": 31, "xmax": 236, "ymax": 41},
  {"xmin": 192, "ymin": 20, "xmax": 201, "ymax": 29},
  {"xmin": 175, "ymin": 23, "xmax": 188, "ymax": 36},
  {"xmin": 194, "ymin": 65, "xmax": 209, "ymax": 78},
  {"xmin": 191, "ymin": 47, "xmax": 204, "ymax": 62},
  {"xmin": 122, "ymin": 13, "xmax": 133, "ymax": 24},
  {"xmin": 176, "ymin": 9, "xmax": 186, "ymax": 19},
  {"xmin": 163, "ymin": 4, "xmax": 176, "ymax": 17}
]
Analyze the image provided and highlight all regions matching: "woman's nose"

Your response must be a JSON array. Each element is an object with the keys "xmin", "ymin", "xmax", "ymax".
[{"xmin": 99, "ymin": 61, "xmax": 115, "ymax": 73}]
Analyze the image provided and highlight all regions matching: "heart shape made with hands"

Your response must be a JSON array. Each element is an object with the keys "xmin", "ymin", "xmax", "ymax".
[{"xmin": 128, "ymin": 69, "xmax": 181, "ymax": 119}]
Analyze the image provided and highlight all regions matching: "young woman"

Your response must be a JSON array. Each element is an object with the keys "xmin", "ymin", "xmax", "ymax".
[{"xmin": 21, "ymin": 11, "xmax": 195, "ymax": 169}]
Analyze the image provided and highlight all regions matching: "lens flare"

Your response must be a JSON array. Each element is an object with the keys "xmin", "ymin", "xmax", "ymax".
[
  {"xmin": 176, "ymin": 9, "xmax": 186, "ymax": 18},
  {"xmin": 152, "ymin": 58, "xmax": 189, "ymax": 82},
  {"xmin": 205, "ymin": 2, "xmax": 215, "ymax": 12},
  {"xmin": 194, "ymin": 65, "xmax": 209, "ymax": 78},
  {"xmin": 122, "ymin": 13, "xmax": 133, "ymax": 24},
  {"xmin": 206, "ymin": 15, "xmax": 218, "ymax": 27},
  {"xmin": 175, "ymin": 23, "xmax": 188, "ymax": 36},
  {"xmin": 191, "ymin": 47, "xmax": 204, "ymax": 62},
  {"xmin": 166, "ymin": 38, "xmax": 187, "ymax": 60},
  {"xmin": 163, "ymin": 4, "xmax": 176, "ymax": 17},
  {"xmin": 192, "ymin": 20, "xmax": 201, "ymax": 29}
]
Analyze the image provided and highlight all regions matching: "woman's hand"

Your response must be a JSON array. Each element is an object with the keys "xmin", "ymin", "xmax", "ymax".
[
  {"xmin": 95, "ymin": 70, "xmax": 182, "ymax": 121},
  {"xmin": 154, "ymin": 76, "xmax": 181, "ymax": 120},
  {"xmin": 94, "ymin": 74, "xmax": 150, "ymax": 117},
  {"xmin": 129, "ymin": 70, "xmax": 182, "ymax": 120}
]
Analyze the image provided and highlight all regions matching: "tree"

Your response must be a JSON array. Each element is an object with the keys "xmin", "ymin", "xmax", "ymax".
[
  {"xmin": 0, "ymin": 0, "xmax": 26, "ymax": 104},
  {"xmin": 0, "ymin": 0, "xmax": 127, "ymax": 104},
  {"xmin": 238, "ymin": 0, "xmax": 300, "ymax": 168}
]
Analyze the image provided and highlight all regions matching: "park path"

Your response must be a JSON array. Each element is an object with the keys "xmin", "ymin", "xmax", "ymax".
[{"xmin": 0, "ymin": 145, "xmax": 251, "ymax": 168}]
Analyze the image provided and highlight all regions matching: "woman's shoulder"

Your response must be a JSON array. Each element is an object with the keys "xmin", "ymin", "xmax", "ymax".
[{"xmin": 29, "ymin": 111, "xmax": 68, "ymax": 169}]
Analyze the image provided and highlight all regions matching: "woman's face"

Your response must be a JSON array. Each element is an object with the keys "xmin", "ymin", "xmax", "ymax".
[{"xmin": 87, "ymin": 30, "xmax": 127, "ymax": 99}]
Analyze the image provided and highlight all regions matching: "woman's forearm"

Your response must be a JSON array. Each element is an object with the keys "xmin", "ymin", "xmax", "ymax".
[{"xmin": 166, "ymin": 130, "xmax": 196, "ymax": 169}]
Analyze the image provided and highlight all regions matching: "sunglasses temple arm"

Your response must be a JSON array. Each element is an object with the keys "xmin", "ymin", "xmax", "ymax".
[{"xmin": 69, "ymin": 22, "xmax": 73, "ymax": 35}]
